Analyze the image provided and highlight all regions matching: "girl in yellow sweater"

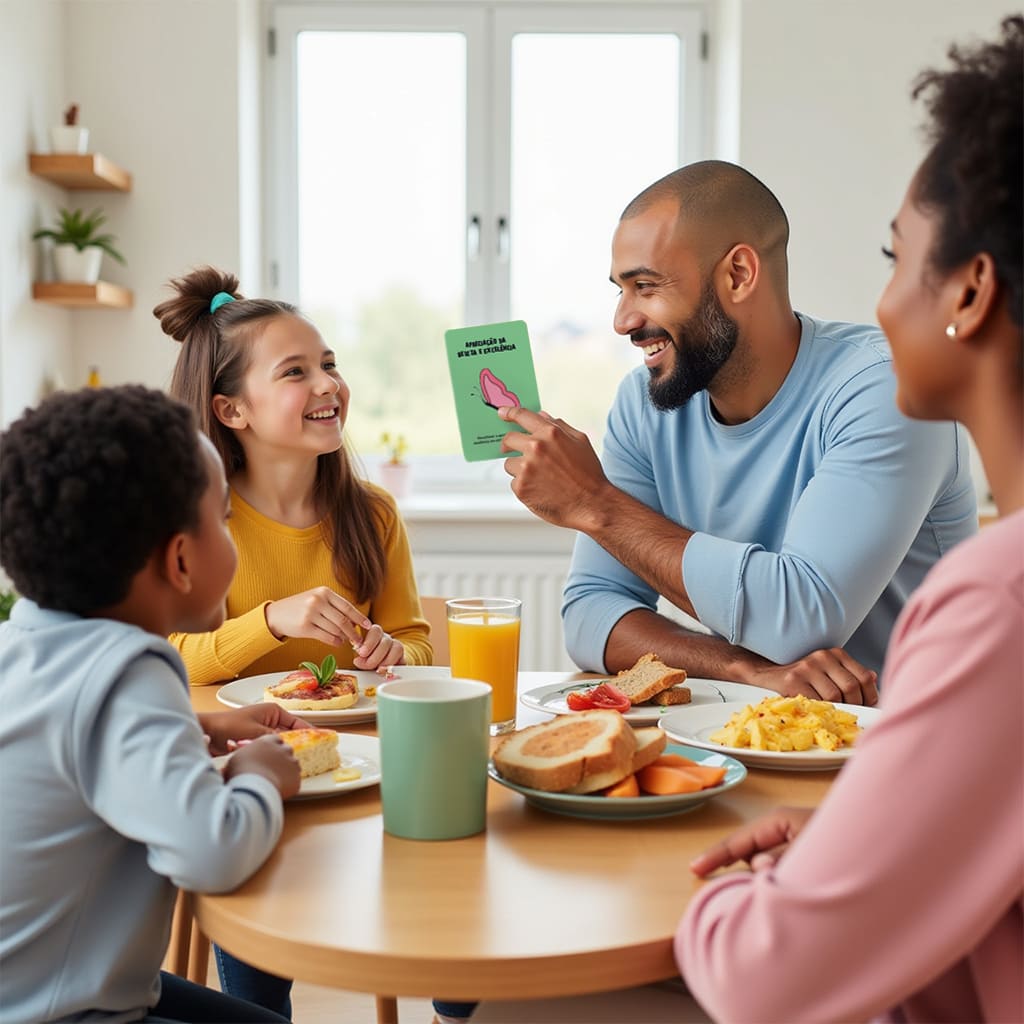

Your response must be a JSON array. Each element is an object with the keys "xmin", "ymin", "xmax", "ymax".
[
  {"xmin": 154, "ymin": 266, "xmax": 433, "ymax": 1016},
  {"xmin": 154, "ymin": 266, "xmax": 431, "ymax": 688}
]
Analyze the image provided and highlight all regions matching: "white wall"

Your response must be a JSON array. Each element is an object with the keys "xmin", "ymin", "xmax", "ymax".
[
  {"xmin": 733, "ymin": 0, "xmax": 1011, "ymax": 328},
  {"xmin": 0, "ymin": 0, "xmax": 73, "ymax": 427}
]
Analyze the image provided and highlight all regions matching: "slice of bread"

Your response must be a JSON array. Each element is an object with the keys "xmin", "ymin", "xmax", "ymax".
[
  {"xmin": 613, "ymin": 653, "xmax": 688, "ymax": 705},
  {"xmin": 493, "ymin": 710, "xmax": 635, "ymax": 793},
  {"xmin": 278, "ymin": 728, "xmax": 341, "ymax": 778},
  {"xmin": 565, "ymin": 726, "xmax": 668, "ymax": 794},
  {"xmin": 651, "ymin": 685, "xmax": 692, "ymax": 707}
]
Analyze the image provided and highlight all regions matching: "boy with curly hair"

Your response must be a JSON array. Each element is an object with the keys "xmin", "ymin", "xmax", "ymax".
[{"xmin": 0, "ymin": 386, "xmax": 309, "ymax": 1024}]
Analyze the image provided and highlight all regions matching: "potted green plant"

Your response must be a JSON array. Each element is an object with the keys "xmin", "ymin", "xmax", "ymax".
[
  {"xmin": 32, "ymin": 207, "xmax": 125, "ymax": 284},
  {"xmin": 378, "ymin": 431, "xmax": 411, "ymax": 498},
  {"xmin": 50, "ymin": 103, "xmax": 89, "ymax": 154}
]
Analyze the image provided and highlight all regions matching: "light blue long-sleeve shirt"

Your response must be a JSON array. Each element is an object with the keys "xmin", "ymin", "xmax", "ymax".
[
  {"xmin": 562, "ymin": 314, "xmax": 977, "ymax": 674},
  {"xmin": 0, "ymin": 600, "xmax": 284, "ymax": 1024}
]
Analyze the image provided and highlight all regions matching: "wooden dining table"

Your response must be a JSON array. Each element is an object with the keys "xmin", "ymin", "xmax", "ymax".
[{"xmin": 188, "ymin": 671, "xmax": 835, "ymax": 1019}]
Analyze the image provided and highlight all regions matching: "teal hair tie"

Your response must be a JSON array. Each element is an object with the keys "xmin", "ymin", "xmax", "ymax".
[{"xmin": 209, "ymin": 291, "xmax": 236, "ymax": 314}]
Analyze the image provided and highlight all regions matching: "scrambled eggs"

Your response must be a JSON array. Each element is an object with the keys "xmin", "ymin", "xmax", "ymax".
[{"xmin": 710, "ymin": 695, "xmax": 861, "ymax": 752}]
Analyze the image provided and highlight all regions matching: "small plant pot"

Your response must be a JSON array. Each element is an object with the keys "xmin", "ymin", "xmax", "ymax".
[
  {"xmin": 378, "ymin": 461, "xmax": 412, "ymax": 499},
  {"xmin": 50, "ymin": 125, "xmax": 89, "ymax": 154},
  {"xmin": 54, "ymin": 244, "xmax": 103, "ymax": 284}
]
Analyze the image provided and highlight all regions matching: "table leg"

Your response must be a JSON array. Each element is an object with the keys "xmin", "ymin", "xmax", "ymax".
[{"xmin": 375, "ymin": 994, "xmax": 399, "ymax": 1024}]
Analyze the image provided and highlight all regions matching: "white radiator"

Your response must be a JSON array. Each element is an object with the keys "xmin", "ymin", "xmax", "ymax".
[{"xmin": 415, "ymin": 554, "xmax": 575, "ymax": 671}]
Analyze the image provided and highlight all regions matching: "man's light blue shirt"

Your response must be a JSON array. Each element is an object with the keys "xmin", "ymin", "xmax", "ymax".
[{"xmin": 562, "ymin": 314, "xmax": 978, "ymax": 674}]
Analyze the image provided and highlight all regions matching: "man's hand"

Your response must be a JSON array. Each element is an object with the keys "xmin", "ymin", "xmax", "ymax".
[
  {"xmin": 199, "ymin": 704, "xmax": 312, "ymax": 757},
  {"xmin": 690, "ymin": 806, "xmax": 815, "ymax": 877},
  {"xmin": 223, "ymin": 734, "xmax": 302, "ymax": 800},
  {"xmin": 499, "ymin": 406, "xmax": 612, "ymax": 530},
  {"xmin": 746, "ymin": 647, "xmax": 879, "ymax": 706}
]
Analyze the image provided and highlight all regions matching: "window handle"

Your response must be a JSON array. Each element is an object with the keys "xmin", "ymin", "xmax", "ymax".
[
  {"xmin": 497, "ymin": 216, "xmax": 509, "ymax": 262},
  {"xmin": 467, "ymin": 215, "xmax": 481, "ymax": 261}
]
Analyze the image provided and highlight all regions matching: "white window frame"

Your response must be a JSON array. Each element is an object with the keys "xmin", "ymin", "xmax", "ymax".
[{"xmin": 266, "ymin": 1, "xmax": 709, "ymax": 490}]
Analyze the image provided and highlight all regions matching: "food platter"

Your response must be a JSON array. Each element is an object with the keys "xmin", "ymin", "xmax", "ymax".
[
  {"xmin": 216, "ymin": 670, "xmax": 380, "ymax": 725},
  {"xmin": 488, "ymin": 742, "xmax": 746, "ymax": 820},
  {"xmin": 212, "ymin": 733, "xmax": 381, "ymax": 800},
  {"xmin": 519, "ymin": 677, "xmax": 777, "ymax": 727},
  {"xmin": 658, "ymin": 702, "xmax": 883, "ymax": 771}
]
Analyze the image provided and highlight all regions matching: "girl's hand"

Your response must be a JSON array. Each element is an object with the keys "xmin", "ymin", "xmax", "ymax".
[
  {"xmin": 199, "ymin": 705, "xmax": 312, "ymax": 756},
  {"xmin": 689, "ymin": 806, "xmax": 816, "ymax": 877},
  {"xmin": 352, "ymin": 624, "xmax": 406, "ymax": 673},
  {"xmin": 265, "ymin": 587, "xmax": 371, "ymax": 648}
]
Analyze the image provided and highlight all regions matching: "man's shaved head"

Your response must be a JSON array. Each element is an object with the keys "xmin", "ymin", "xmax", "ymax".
[{"xmin": 622, "ymin": 160, "xmax": 790, "ymax": 283}]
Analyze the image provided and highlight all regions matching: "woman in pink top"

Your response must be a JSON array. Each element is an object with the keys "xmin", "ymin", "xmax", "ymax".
[{"xmin": 676, "ymin": 17, "xmax": 1023, "ymax": 1023}]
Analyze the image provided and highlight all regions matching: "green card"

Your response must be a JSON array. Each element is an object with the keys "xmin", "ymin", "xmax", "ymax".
[{"xmin": 444, "ymin": 320, "xmax": 541, "ymax": 462}]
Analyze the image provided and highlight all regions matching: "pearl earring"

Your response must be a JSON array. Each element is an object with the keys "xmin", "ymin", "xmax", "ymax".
[{"xmin": 945, "ymin": 323, "xmax": 958, "ymax": 339}]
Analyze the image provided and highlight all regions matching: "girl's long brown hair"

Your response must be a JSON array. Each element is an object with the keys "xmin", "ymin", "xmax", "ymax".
[{"xmin": 154, "ymin": 265, "xmax": 387, "ymax": 603}]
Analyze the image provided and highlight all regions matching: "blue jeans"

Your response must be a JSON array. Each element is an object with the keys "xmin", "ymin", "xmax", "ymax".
[
  {"xmin": 214, "ymin": 944, "xmax": 293, "ymax": 1019},
  {"xmin": 433, "ymin": 999, "xmax": 479, "ymax": 1021},
  {"xmin": 143, "ymin": 970, "xmax": 289, "ymax": 1022}
]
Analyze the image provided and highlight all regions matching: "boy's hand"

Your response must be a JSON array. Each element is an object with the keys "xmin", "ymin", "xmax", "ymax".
[
  {"xmin": 223, "ymin": 734, "xmax": 301, "ymax": 799},
  {"xmin": 199, "ymin": 705, "xmax": 312, "ymax": 756},
  {"xmin": 689, "ymin": 806, "xmax": 816, "ymax": 877}
]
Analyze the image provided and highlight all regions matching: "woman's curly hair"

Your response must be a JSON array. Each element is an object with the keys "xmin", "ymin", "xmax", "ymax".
[
  {"xmin": 912, "ymin": 15, "xmax": 1023, "ymax": 327},
  {"xmin": 0, "ymin": 386, "xmax": 207, "ymax": 614}
]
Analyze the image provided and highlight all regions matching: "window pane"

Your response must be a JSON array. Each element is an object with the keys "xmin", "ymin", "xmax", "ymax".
[
  {"xmin": 510, "ymin": 34, "xmax": 681, "ymax": 443},
  {"xmin": 296, "ymin": 31, "xmax": 465, "ymax": 456}
]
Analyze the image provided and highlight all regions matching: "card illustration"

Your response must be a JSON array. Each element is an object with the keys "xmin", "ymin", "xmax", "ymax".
[{"xmin": 444, "ymin": 320, "xmax": 541, "ymax": 462}]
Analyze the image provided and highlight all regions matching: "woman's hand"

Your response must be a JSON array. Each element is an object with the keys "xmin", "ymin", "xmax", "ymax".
[
  {"xmin": 265, "ymin": 587, "xmax": 371, "ymax": 647},
  {"xmin": 689, "ymin": 806, "xmax": 816, "ymax": 877},
  {"xmin": 199, "ymin": 704, "xmax": 312, "ymax": 757},
  {"xmin": 352, "ymin": 625, "xmax": 406, "ymax": 674}
]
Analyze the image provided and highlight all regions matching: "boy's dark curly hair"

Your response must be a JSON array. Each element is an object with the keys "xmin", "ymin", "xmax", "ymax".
[
  {"xmin": 0, "ymin": 386, "xmax": 208, "ymax": 614},
  {"xmin": 912, "ymin": 14, "xmax": 1023, "ymax": 327}
]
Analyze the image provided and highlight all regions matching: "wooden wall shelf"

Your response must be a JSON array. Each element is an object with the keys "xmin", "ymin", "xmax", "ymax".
[
  {"xmin": 28, "ymin": 153, "xmax": 132, "ymax": 192},
  {"xmin": 33, "ymin": 281, "xmax": 134, "ymax": 309}
]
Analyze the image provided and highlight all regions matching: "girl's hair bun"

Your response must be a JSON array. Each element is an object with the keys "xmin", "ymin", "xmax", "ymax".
[{"xmin": 153, "ymin": 265, "xmax": 244, "ymax": 343}]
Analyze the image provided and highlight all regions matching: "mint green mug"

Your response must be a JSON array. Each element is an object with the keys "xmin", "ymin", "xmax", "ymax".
[{"xmin": 376, "ymin": 677, "xmax": 492, "ymax": 840}]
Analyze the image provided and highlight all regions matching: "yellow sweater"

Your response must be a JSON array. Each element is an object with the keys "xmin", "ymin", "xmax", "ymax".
[{"xmin": 170, "ymin": 484, "xmax": 432, "ymax": 685}]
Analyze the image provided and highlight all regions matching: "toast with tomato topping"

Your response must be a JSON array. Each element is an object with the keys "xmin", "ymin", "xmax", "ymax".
[
  {"xmin": 492, "ymin": 710, "xmax": 636, "ymax": 793},
  {"xmin": 613, "ymin": 653, "xmax": 690, "ymax": 706},
  {"xmin": 278, "ymin": 728, "xmax": 341, "ymax": 778},
  {"xmin": 263, "ymin": 668, "xmax": 359, "ymax": 711}
]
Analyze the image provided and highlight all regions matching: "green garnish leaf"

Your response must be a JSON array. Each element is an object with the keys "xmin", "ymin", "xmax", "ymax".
[{"xmin": 299, "ymin": 655, "xmax": 337, "ymax": 687}]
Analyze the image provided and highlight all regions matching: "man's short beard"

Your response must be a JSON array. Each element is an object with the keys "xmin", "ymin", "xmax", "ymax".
[{"xmin": 647, "ymin": 281, "xmax": 740, "ymax": 412}]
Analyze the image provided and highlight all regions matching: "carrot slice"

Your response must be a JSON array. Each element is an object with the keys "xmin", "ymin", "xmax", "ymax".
[
  {"xmin": 602, "ymin": 773, "xmax": 640, "ymax": 798},
  {"xmin": 636, "ymin": 764, "xmax": 704, "ymax": 795},
  {"xmin": 650, "ymin": 753, "xmax": 700, "ymax": 769},
  {"xmin": 674, "ymin": 764, "xmax": 727, "ymax": 788}
]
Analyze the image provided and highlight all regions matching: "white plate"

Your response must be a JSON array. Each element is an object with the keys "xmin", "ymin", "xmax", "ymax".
[
  {"xmin": 658, "ymin": 701, "xmax": 883, "ymax": 771},
  {"xmin": 216, "ymin": 670, "xmax": 382, "ymax": 725},
  {"xmin": 488, "ymin": 742, "xmax": 747, "ymax": 820},
  {"xmin": 519, "ymin": 677, "xmax": 777, "ymax": 727},
  {"xmin": 213, "ymin": 733, "xmax": 381, "ymax": 801}
]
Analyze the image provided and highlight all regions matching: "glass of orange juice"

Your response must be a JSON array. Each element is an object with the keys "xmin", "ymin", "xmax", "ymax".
[{"xmin": 446, "ymin": 597, "xmax": 522, "ymax": 735}]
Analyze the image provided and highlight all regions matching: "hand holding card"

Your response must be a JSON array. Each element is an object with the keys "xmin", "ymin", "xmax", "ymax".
[{"xmin": 444, "ymin": 320, "xmax": 542, "ymax": 461}]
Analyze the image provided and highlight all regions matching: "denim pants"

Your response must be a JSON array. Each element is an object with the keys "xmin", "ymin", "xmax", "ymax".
[
  {"xmin": 433, "ymin": 998, "xmax": 479, "ymax": 1021},
  {"xmin": 142, "ymin": 970, "xmax": 289, "ymax": 1022},
  {"xmin": 214, "ymin": 944, "xmax": 293, "ymax": 1019}
]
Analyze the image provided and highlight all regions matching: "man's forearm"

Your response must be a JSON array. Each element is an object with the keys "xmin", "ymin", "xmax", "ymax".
[
  {"xmin": 604, "ymin": 607, "xmax": 771, "ymax": 681},
  {"xmin": 579, "ymin": 485, "xmax": 697, "ymax": 617}
]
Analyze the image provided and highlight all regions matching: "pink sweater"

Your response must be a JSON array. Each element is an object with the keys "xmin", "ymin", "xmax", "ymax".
[{"xmin": 676, "ymin": 511, "xmax": 1024, "ymax": 1023}]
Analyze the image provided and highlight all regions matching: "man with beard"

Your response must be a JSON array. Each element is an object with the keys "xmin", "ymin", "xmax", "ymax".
[{"xmin": 499, "ymin": 160, "xmax": 977, "ymax": 703}]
